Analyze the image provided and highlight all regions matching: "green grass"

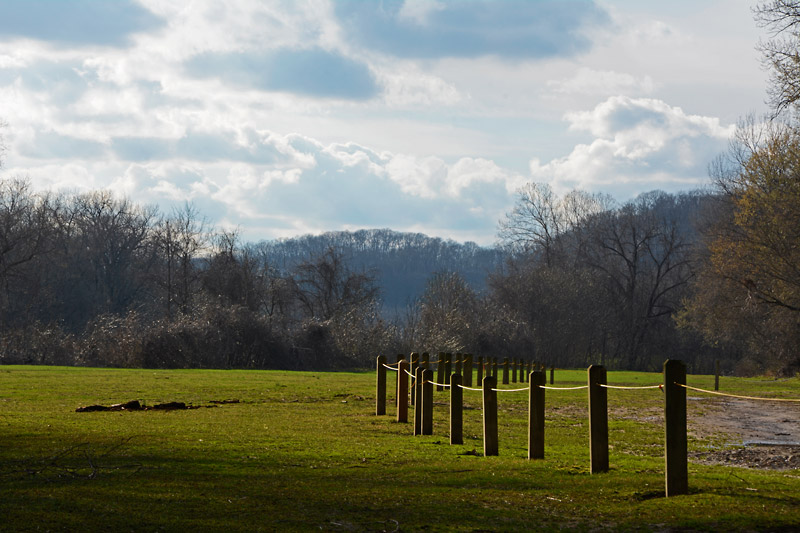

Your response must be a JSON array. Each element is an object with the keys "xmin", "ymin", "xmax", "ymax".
[{"xmin": 1, "ymin": 366, "xmax": 799, "ymax": 531}]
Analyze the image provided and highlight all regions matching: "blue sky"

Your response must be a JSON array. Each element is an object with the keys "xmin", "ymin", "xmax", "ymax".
[{"xmin": 0, "ymin": 0, "xmax": 768, "ymax": 245}]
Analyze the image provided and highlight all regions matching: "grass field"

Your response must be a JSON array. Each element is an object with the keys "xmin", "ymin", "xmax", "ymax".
[{"xmin": 1, "ymin": 365, "xmax": 799, "ymax": 532}]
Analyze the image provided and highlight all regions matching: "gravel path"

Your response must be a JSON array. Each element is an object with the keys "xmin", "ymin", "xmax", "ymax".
[{"xmin": 688, "ymin": 396, "xmax": 800, "ymax": 470}]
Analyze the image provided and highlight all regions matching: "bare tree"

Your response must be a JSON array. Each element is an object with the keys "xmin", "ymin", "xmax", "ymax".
[
  {"xmin": 0, "ymin": 179, "xmax": 59, "ymax": 327},
  {"xmin": 498, "ymin": 182, "xmax": 611, "ymax": 267},
  {"xmin": 155, "ymin": 203, "xmax": 209, "ymax": 317},
  {"xmin": 755, "ymin": 1, "xmax": 800, "ymax": 115},
  {"xmin": 580, "ymin": 193, "xmax": 693, "ymax": 368},
  {"xmin": 291, "ymin": 247, "xmax": 378, "ymax": 322},
  {"xmin": 64, "ymin": 191, "xmax": 159, "ymax": 321}
]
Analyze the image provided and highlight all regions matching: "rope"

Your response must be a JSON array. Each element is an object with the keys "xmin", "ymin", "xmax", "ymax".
[
  {"xmin": 423, "ymin": 380, "xmax": 450, "ymax": 388},
  {"xmin": 457, "ymin": 384, "xmax": 484, "ymax": 392},
  {"xmin": 404, "ymin": 369, "xmax": 415, "ymax": 378},
  {"xmin": 676, "ymin": 383, "xmax": 800, "ymax": 402},
  {"xmin": 539, "ymin": 385, "xmax": 589, "ymax": 391},
  {"xmin": 491, "ymin": 387, "xmax": 529, "ymax": 393},
  {"xmin": 599, "ymin": 384, "xmax": 663, "ymax": 390},
  {"xmin": 382, "ymin": 364, "xmax": 399, "ymax": 371}
]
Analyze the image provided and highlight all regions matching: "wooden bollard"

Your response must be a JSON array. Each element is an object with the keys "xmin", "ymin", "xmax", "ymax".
[
  {"xmin": 414, "ymin": 366, "xmax": 424, "ymax": 435},
  {"xmin": 421, "ymin": 352, "xmax": 430, "ymax": 370},
  {"xmin": 528, "ymin": 370, "xmax": 546, "ymax": 459},
  {"xmin": 450, "ymin": 373, "xmax": 463, "ymax": 445},
  {"xmin": 714, "ymin": 359, "xmax": 720, "ymax": 391},
  {"xmin": 376, "ymin": 355, "xmax": 387, "ymax": 416},
  {"xmin": 476, "ymin": 355, "xmax": 484, "ymax": 384},
  {"xmin": 455, "ymin": 353, "xmax": 463, "ymax": 377},
  {"xmin": 397, "ymin": 359, "xmax": 409, "ymax": 423},
  {"xmin": 464, "ymin": 354, "xmax": 473, "ymax": 387},
  {"xmin": 410, "ymin": 353, "xmax": 418, "ymax": 406},
  {"xmin": 664, "ymin": 359, "xmax": 688, "ymax": 497},
  {"xmin": 445, "ymin": 353, "xmax": 453, "ymax": 383},
  {"xmin": 550, "ymin": 366, "xmax": 554, "ymax": 385},
  {"xmin": 511, "ymin": 358, "xmax": 518, "ymax": 383},
  {"xmin": 436, "ymin": 352, "xmax": 446, "ymax": 391},
  {"xmin": 483, "ymin": 375, "xmax": 499, "ymax": 456},
  {"xmin": 588, "ymin": 365, "xmax": 608, "ymax": 473},
  {"xmin": 502, "ymin": 357, "xmax": 509, "ymax": 385},
  {"xmin": 394, "ymin": 354, "xmax": 404, "ymax": 404},
  {"xmin": 422, "ymin": 369, "xmax": 434, "ymax": 435}
]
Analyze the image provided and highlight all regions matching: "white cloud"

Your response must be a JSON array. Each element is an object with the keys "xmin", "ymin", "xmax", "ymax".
[
  {"xmin": 445, "ymin": 157, "xmax": 520, "ymax": 197},
  {"xmin": 532, "ymin": 96, "xmax": 734, "ymax": 196},
  {"xmin": 384, "ymin": 154, "xmax": 446, "ymax": 199}
]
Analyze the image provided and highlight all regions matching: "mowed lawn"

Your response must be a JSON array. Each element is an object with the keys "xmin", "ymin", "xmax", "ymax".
[{"xmin": 1, "ymin": 365, "xmax": 799, "ymax": 532}]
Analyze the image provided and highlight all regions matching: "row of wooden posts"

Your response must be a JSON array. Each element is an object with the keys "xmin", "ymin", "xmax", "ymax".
[{"xmin": 375, "ymin": 354, "xmax": 689, "ymax": 498}]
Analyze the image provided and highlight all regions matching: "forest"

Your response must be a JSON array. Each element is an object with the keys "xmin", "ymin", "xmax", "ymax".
[{"xmin": 0, "ymin": 162, "xmax": 797, "ymax": 376}]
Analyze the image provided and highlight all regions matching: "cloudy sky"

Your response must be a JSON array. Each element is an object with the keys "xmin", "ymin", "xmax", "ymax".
[{"xmin": 0, "ymin": 0, "xmax": 769, "ymax": 245}]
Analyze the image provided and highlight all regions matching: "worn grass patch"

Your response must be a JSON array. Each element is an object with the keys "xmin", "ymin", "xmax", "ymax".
[{"xmin": 1, "ymin": 366, "xmax": 799, "ymax": 531}]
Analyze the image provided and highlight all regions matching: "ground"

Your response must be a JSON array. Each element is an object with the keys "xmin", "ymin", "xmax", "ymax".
[{"xmin": 688, "ymin": 395, "xmax": 800, "ymax": 470}]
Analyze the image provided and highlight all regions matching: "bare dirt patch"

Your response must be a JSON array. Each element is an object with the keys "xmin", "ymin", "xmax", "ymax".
[{"xmin": 688, "ymin": 396, "xmax": 800, "ymax": 470}]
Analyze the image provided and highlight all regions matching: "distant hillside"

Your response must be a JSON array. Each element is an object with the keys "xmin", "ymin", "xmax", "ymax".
[{"xmin": 255, "ymin": 229, "xmax": 506, "ymax": 312}]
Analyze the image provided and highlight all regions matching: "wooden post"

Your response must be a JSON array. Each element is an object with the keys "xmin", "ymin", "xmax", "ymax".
[
  {"xmin": 410, "ymin": 353, "xmax": 418, "ymax": 406},
  {"xmin": 455, "ymin": 353, "xmax": 463, "ymax": 377},
  {"xmin": 393, "ymin": 354, "xmax": 404, "ymax": 404},
  {"xmin": 511, "ymin": 358, "xmax": 518, "ymax": 383},
  {"xmin": 476, "ymin": 355, "xmax": 484, "ymax": 385},
  {"xmin": 421, "ymin": 352, "xmax": 430, "ymax": 370},
  {"xmin": 664, "ymin": 359, "xmax": 688, "ymax": 497},
  {"xmin": 588, "ymin": 365, "xmax": 608, "ymax": 474},
  {"xmin": 450, "ymin": 373, "xmax": 463, "ymax": 445},
  {"xmin": 482, "ymin": 375, "xmax": 499, "ymax": 456},
  {"xmin": 376, "ymin": 355, "xmax": 387, "ymax": 416},
  {"xmin": 414, "ymin": 366, "xmax": 424, "ymax": 435},
  {"xmin": 714, "ymin": 359, "xmax": 720, "ymax": 391},
  {"xmin": 528, "ymin": 370, "xmax": 545, "ymax": 459},
  {"xmin": 445, "ymin": 353, "xmax": 453, "ymax": 382},
  {"xmin": 397, "ymin": 359, "xmax": 409, "ymax": 423},
  {"xmin": 502, "ymin": 357, "xmax": 509, "ymax": 385},
  {"xmin": 464, "ymin": 354, "xmax": 473, "ymax": 387},
  {"xmin": 422, "ymin": 369, "xmax": 434, "ymax": 435},
  {"xmin": 436, "ymin": 352, "xmax": 446, "ymax": 391},
  {"xmin": 550, "ymin": 366, "xmax": 554, "ymax": 385}
]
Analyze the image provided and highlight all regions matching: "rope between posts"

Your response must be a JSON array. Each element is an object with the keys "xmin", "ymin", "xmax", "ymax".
[
  {"xmin": 599, "ymin": 384, "xmax": 663, "ymax": 390},
  {"xmin": 382, "ymin": 364, "xmax": 399, "ymax": 371},
  {"xmin": 676, "ymin": 383, "xmax": 800, "ymax": 402},
  {"xmin": 491, "ymin": 387, "xmax": 529, "ymax": 392},
  {"xmin": 539, "ymin": 385, "xmax": 589, "ymax": 390},
  {"xmin": 457, "ymin": 384, "xmax": 484, "ymax": 392},
  {"xmin": 423, "ymin": 380, "xmax": 450, "ymax": 388}
]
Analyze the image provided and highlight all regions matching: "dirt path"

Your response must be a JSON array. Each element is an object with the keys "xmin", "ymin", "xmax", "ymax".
[{"xmin": 688, "ymin": 396, "xmax": 800, "ymax": 470}]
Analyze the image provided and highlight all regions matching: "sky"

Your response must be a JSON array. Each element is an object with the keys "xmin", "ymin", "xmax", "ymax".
[{"xmin": 0, "ymin": 0, "xmax": 770, "ymax": 245}]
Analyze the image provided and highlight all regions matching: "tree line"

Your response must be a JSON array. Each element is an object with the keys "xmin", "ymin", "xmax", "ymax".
[
  {"xmin": 0, "ymin": 174, "xmax": 794, "ymax": 375},
  {"xmin": 0, "ymin": 183, "xmax": 390, "ymax": 369}
]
